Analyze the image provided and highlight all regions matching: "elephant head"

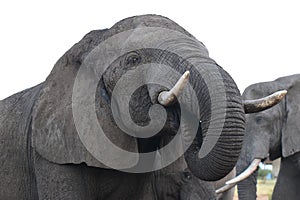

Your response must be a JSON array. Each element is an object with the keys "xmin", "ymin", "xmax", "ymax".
[
  {"xmin": 31, "ymin": 14, "xmax": 246, "ymax": 182},
  {"xmin": 154, "ymin": 163, "xmax": 217, "ymax": 200},
  {"xmin": 221, "ymin": 74, "xmax": 300, "ymax": 199},
  {"xmin": 157, "ymin": 170, "xmax": 220, "ymax": 200}
]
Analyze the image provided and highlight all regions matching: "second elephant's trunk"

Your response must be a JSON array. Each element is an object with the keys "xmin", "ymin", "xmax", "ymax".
[{"xmin": 236, "ymin": 161, "xmax": 258, "ymax": 200}]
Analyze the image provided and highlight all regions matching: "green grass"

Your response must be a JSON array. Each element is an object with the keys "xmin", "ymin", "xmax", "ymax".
[{"xmin": 257, "ymin": 179, "xmax": 276, "ymax": 199}]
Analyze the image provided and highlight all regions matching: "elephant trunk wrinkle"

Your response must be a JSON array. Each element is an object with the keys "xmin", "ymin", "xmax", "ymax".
[{"xmin": 183, "ymin": 67, "xmax": 245, "ymax": 181}]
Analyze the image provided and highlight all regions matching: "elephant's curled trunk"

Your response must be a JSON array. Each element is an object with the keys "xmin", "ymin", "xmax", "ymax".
[{"xmin": 158, "ymin": 66, "xmax": 245, "ymax": 181}]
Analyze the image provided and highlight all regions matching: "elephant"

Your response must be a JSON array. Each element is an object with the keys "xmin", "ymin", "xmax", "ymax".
[
  {"xmin": 0, "ymin": 14, "xmax": 280, "ymax": 199},
  {"xmin": 222, "ymin": 74, "xmax": 300, "ymax": 200}
]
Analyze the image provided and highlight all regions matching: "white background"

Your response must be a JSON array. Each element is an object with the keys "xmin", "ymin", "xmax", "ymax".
[{"xmin": 0, "ymin": 0, "xmax": 299, "ymax": 100}]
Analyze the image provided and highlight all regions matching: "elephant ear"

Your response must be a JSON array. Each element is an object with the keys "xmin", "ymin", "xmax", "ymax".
[
  {"xmin": 278, "ymin": 74, "xmax": 300, "ymax": 157},
  {"xmin": 31, "ymin": 29, "xmax": 138, "ymax": 168}
]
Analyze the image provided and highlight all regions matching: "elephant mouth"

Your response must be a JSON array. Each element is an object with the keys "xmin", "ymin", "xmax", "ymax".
[
  {"xmin": 106, "ymin": 84, "xmax": 181, "ymax": 153},
  {"xmin": 128, "ymin": 85, "xmax": 181, "ymax": 133},
  {"xmin": 160, "ymin": 104, "xmax": 181, "ymax": 136},
  {"xmin": 136, "ymin": 104, "xmax": 181, "ymax": 153}
]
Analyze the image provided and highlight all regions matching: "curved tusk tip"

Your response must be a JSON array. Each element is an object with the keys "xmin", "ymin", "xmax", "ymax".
[
  {"xmin": 181, "ymin": 71, "xmax": 190, "ymax": 81},
  {"xmin": 215, "ymin": 183, "xmax": 236, "ymax": 194},
  {"xmin": 281, "ymin": 89, "xmax": 287, "ymax": 94},
  {"xmin": 183, "ymin": 70, "xmax": 190, "ymax": 78},
  {"xmin": 276, "ymin": 90, "xmax": 287, "ymax": 97}
]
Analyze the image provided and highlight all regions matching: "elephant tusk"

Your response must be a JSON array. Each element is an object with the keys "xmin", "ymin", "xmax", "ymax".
[
  {"xmin": 158, "ymin": 71, "xmax": 190, "ymax": 106},
  {"xmin": 243, "ymin": 90, "xmax": 287, "ymax": 113},
  {"xmin": 216, "ymin": 183, "xmax": 236, "ymax": 194},
  {"xmin": 225, "ymin": 158, "xmax": 261, "ymax": 185}
]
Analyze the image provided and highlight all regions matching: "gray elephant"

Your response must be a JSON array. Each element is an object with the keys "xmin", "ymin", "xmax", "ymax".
[
  {"xmin": 1, "ymin": 14, "xmax": 275, "ymax": 199},
  {"xmin": 223, "ymin": 74, "xmax": 300, "ymax": 200}
]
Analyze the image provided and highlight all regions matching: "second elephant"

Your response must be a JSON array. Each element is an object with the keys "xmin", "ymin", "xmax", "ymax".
[{"xmin": 233, "ymin": 74, "xmax": 300, "ymax": 200}]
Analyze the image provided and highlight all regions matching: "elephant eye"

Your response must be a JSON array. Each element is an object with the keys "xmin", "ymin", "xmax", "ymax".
[
  {"xmin": 255, "ymin": 116, "xmax": 264, "ymax": 124},
  {"xmin": 183, "ymin": 171, "xmax": 192, "ymax": 181},
  {"xmin": 125, "ymin": 52, "xmax": 141, "ymax": 67}
]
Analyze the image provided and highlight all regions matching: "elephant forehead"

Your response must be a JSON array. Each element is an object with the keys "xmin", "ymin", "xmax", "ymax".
[
  {"xmin": 109, "ymin": 14, "xmax": 192, "ymax": 37},
  {"xmin": 83, "ymin": 27, "xmax": 208, "ymax": 76},
  {"xmin": 242, "ymin": 80, "xmax": 287, "ymax": 100}
]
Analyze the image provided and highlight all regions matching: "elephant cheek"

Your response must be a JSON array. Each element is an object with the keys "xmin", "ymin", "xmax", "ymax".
[
  {"xmin": 252, "ymin": 137, "xmax": 270, "ymax": 160},
  {"xmin": 242, "ymin": 128, "xmax": 270, "ymax": 162},
  {"xmin": 235, "ymin": 132, "xmax": 269, "ymax": 187}
]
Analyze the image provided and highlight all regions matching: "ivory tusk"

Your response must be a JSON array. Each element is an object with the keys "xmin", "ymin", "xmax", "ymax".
[
  {"xmin": 225, "ymin": 158, "xmax": 261, "ymax": 185},
  {"xmin": 158, "ymin": 71, "xmax": 190, "ymax": 106},
  {"xmin": 243, "ymin": 90, "xmax": 287, "ymax": 114},
  {"xmin": 216, "ymin": 183, "xmax": 236, "ymax": 194}
]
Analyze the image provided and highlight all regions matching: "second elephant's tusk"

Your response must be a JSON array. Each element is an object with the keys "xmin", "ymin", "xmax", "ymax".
[
  {"xmin": 158, "ymin": 71, "xmax": 190, "ymax": 106},
  {"xmin": 225, "ymin": 158, "xmax": 261, "ymax": 185},
  {"xmin": 243, "ymin": 90, "xmax": 287, "ymax": 113},
  {"xmin": 216, "ymin": 183, "xmax": 236, "ymax": 194}
]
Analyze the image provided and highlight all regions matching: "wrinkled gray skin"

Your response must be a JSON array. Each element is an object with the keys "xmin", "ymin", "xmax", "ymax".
[
  {"xmin": 0, "ymin": 15, "xmax": 245, "ymax": 199},
  {"xmin": 237, "ymin": 74, "xmax": 300, "ymax": 200}
]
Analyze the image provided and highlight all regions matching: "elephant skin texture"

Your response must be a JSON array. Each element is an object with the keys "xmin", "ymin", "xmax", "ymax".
[
  {"xmin": 236, "ymin": 74, "xmax": 300, "ymax": 200},
  {"xmin": 0, "ymin": 15, "xmax": 245, "ymax": 200}
]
